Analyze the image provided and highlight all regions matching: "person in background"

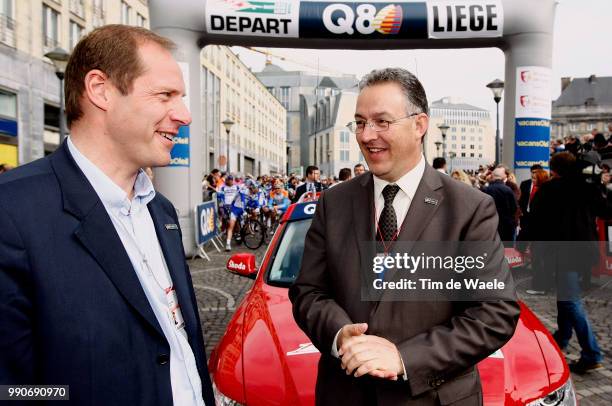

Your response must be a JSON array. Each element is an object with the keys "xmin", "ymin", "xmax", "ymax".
[
  {"xmin": 451, "ymin": 169, "xmax": 472, "ymax": 186},
  {"xmin": 482, "ymin": 167, "xmax": 518, "ymax": 242},
  {"xmin": 530, "ymin": 152, "xmax": 606, "ymax": 374},
  {"xmin": 264, "ymin": 179, "xmax": 291, "ymax": 227},
  {"xmin": 432, "ymin": 157, "xmax": 447, "ymax": 174},
  {"xmin": 523, "ymin": 168, "xmax": 551, "ymax": 295},
  {"xmin": 353, "ymin": 163, "xmax": 366, "ymax": 176},
  {"xmin": 293, "ymin": 165, "xmax": 325, "ymax": 202}
]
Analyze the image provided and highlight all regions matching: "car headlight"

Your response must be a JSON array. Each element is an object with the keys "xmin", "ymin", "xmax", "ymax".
[
  {"xmin": 526, "ymin": 379, "xmax": 576, "ymax": 406},
  {"xmin": 212, "ymin": 382, "xmax": 245, "ymax": 406}
]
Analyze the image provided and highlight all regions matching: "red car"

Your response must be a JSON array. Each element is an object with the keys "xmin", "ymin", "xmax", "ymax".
[{"xmin": 209, "ymin": 202, "xmax": 576, "ymax": 406}]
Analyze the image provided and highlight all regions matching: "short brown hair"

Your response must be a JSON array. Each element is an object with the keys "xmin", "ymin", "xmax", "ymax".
[{"xmin": 64, "ymin": 24, "xmax": 175, "ymax": 127}]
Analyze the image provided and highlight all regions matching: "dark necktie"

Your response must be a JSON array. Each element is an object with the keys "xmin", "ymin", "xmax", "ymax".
[{"xmin": 377, "ymin": 184, "xmax": 400, "ymax": 242}]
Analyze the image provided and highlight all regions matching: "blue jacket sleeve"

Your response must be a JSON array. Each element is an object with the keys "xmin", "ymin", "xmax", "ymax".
[{"xmin": 0, "ymin": 202, "xmax": 34, "ymax": 384}]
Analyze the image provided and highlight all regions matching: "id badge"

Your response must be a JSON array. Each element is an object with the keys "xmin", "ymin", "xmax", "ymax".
[{"xmin": 165, "ymin": 288, "xmax": 185, "ymax": 330}]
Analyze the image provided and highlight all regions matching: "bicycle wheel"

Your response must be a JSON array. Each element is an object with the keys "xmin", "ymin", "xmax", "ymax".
[{"xmin": 242, "ymin": 218, "xmax": 265, "ymax": 249}]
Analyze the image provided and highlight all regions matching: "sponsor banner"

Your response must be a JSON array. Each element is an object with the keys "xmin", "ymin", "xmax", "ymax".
[
  {"xmin": 514, "ymin": 118, "xmax": 550, "ymax": 169},
  {"xmin": 299, "ymin": 2, "xmax": 427, "ymax": 39},
  {"xmin": 427, "ymin": 0, "xmax": 503, "ymax": 39},
  {"xmin": 196, "ymin": 200, "xmax": 218, "ymax": 245},
  {"xmin": 170, "ymin": 62, "xmax": 191, "ymax": 167},
  {"xmin": 514, "ymin": 66, "xmax": 551, "ymax": 170},
  {"xmin": 515, "ymin": 66, "xmax": 552, "ymax": 119},
  {"xmin": 206, "ymin": 0, "xmax": 299, "ymax": 37}
]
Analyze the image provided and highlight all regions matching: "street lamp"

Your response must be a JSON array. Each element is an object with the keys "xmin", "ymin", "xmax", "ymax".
[
  {"xmin": 486, "ymin": 79, "xmax": 504, "ymax": 165},
  {"xmin": 437, "ymin": 123, "xmax": 449, "ymax": 159},
  {"xmin": 222, "ymin": 119, "xmax": 234, "ymax": 173},
  {"xmin": 434, "ymin": 141, "xmax": 443, "ymax": 158},
  {"xmin": 44, "ymin": 47, "xmax": 70, "ymax": 143}
]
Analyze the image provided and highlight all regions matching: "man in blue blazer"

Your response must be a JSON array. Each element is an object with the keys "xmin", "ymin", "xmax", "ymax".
[{"xmin": 0, "ymin": 25, "xmax": 214, "ymax": 405}]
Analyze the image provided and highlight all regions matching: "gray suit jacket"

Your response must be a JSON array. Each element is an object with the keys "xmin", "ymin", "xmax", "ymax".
[{"xmin": 289, "ymin": 166, "xmax": 520, "ymax": 406}]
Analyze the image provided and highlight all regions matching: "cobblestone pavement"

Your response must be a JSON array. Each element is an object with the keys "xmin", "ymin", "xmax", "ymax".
[
  {"xmin": 189, "ymin": 245, "xmax": 612, "ymax": 405},
  {"xmin": 514, "ymin": 269, "xmax": 612, "ymax": 405}
]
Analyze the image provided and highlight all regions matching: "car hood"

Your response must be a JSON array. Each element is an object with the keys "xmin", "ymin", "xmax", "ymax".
[
  {"xmin": 241, "ymin": 284, "xmax": 318, "ymax": 405},
  {"xmin": 231, "ymin": 288, "xmax": 564, "ymax": 406}
]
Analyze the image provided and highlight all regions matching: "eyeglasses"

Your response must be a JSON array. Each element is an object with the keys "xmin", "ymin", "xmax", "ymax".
[{"xmin": 346, "ymin": 113, "xmax": 421, "ymax": 134}]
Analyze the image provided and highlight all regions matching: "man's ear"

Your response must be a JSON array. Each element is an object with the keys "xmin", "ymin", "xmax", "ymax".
[
  {"xmin": 83, "ymin": 69, "xmax": 111, "ymax": 112},
  {"xmin": 415, "ymin": 113, "xmax": 429, "ymax": 139}
]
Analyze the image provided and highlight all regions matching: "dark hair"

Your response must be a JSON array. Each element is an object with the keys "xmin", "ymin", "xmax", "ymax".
[
  {"xmin": 354, "ymin": 163, "xmax": 365, "ymax": 170},
  {"xmin": 65, "ymin": 25, "xmax": 175, "ymax": 127},
  {"xmin": 530, "ymin": 164, "xmax": 543, "ymax": 172},
  {"xmin": 550, "ymin": 152, "xmax": 577, "ymax": 178},
  {"xmin": 211, "ymin": 168, "xmax": 220, "ymax": 175},
  {"xmin": 432, "ymin": 157, "xmax": 446, "ymax": 169},
  {"xmin": 306, "ymin": 165, "xmax": 319, "ymax": 176},
  {"xmin": 358, "ymin": 68, "xmax": 429, "ymax": 116},
  {"xmin": 338, "ymin": 168, "xmax": 352, "ymax": 181}
]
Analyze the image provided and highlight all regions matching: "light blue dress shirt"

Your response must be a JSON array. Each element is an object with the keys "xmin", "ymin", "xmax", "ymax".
[{"xmin": 67, "ymin": 138, "xmax": 205, "ymax": 406}]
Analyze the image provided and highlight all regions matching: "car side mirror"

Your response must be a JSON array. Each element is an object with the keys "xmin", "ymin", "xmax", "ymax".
[{"xmin": 226, "ymin": 253, "xmax": 257, "ymax": 279}]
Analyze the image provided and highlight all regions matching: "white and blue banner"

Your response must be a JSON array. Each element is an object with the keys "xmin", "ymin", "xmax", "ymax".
[
  {"xmin": 196, "ymin": 200, "xmax": 219, "ymax": 245},
  {"xmin": 514, "ymin": 66, "xmax": 552, "ymax": 169}
]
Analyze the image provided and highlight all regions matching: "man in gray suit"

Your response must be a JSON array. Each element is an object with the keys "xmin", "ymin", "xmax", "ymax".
[{"xmin": 290, "ymin": 68, "xmax": 520, "ymax": 405}]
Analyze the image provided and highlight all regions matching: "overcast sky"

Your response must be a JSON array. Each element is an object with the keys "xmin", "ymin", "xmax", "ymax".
[{"xmin": 231, "ymin": 0, "xmax": 612, "ymax": 135}]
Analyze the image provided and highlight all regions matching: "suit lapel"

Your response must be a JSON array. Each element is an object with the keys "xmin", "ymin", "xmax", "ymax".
[
  {"xmin": 51, "ymin": 141, "xmax": 164, "ymax": 338},
  {"xmin": 374, "ymin": 165, "xmax": 444, "ymax": 304},
  {"xmin": 352, "ymin": 174, "xmax": 380, "ymax": 305},
  {"xmin": 148, "ymin": 200, "xmax": 198, "ymax": 345},
  {"xmin": 74, "ymin": 206, "xmax": 165, "ymax": 338}
]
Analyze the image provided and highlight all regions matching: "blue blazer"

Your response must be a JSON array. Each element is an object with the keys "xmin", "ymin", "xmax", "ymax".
[{"xmin": 0, "ymin": 142, "xmax": 215, "ymax": 406}]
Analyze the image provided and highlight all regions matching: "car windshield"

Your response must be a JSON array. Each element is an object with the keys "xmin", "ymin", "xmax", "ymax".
[{"xmin": 267, "ymin": 219, "xmax": 312, "ymax": 287}]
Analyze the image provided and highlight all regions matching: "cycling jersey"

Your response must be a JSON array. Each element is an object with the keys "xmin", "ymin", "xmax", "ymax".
[{"xmin": 268, "ymin": 189, "xmax": 290, "ymax": 211}]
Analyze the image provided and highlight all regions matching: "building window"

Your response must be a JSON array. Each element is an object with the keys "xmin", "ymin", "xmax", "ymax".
[
  {"xmin": 69, "ymin": 21, "xmax": 83, "ymax": 50},
  {"xmin": 69, "ymin": 0, "xmax": 84, "ymax": 18},
  {"xmin": 479, "ymin": 154, "xmax": 482, "ymax": 158},
  {"xmin": 451, "ymin": 135, "xmax": 456, "ymax": 141},
  {"xmin": 461, "ymin": 136, "xmax": 466, "ymax": 141},
  {"xmin": 461, "ymin": 144, "xmax": 466, "ymax": 149},
  {"xmin": 0, "ymin": 0, "xmax": 16, "ymax": 47},
  {"xmin": 136, "ymin": 13, "xmax": 146, "ymax": 28},
  {"xmin": 279, "ymin": 86, "xmax": 290, "ymax": 110},
  {"xmin": 340, "ymin": 150, "xmax": 350, "ymax": 162},
  {"xmin": 92, "ymin": 0, "xmax": 105, "ymax": 27},
  {"xmin": 451, "ymin": 144, "xmax": 457, "ymax": 149},
  {"xmin": 0, "ymin": 89, "xmax": 17, "ymax": 119},
  {"xmin": 339, "ymin": 130, "xmax": 350, "ymax": 144},
  {"xmin": 461, "ymin": 127, "xmax": 466, "ymax": 132},
  {"xmin": 121, "ymin": 1, "xmax": 131, "ymax": 25},
  {"xmin": 0, "ymin": 89, "xmax": 17, "ymax": 137},
  {"xmin": 470, "ymin": 144, "xmax": 474, "ymax": 150},
  {"xmin": 461, "ymin": 152, "xmax": 466, "ymax": 157},
  {"xmin": 470, "ymin": 153, "xmax": 475, "ymax": 157},
  {"xmin": 42, "ymin": 5, "xmax": 60, "ymax": 53}
]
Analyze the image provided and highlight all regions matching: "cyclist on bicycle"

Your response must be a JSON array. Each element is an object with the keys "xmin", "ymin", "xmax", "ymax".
[
  {"xmin": 263, "ymin": 179, "xmax": 290, "ymax": 228},
  {"xmin": 225, "ymin": 179, "xmax": 267, "ymax": 251}
]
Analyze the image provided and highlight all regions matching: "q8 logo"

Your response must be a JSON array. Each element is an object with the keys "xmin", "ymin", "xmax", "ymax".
[{"xmin": 322, "ymin": 3, "xmax": 403, "ymax": 35}]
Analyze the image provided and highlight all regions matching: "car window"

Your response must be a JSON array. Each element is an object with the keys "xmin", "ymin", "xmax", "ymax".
[{"xmin": 267, "ymin": 219, "xmax": 312, "ymax": 286}]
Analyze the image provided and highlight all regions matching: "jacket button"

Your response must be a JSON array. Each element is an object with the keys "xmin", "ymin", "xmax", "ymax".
[{"xmin": 157, "ymin": 354, "xmax": 169, "ymax": 365}]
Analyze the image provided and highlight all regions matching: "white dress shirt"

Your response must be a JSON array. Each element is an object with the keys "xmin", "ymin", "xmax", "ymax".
[
  {"xmin": 331, "ymin": 156, "xmax": 427, "ymax": 379},
  {"xmin": 67, "ymin": 138, "xmax": 205, "ymax": 406}
]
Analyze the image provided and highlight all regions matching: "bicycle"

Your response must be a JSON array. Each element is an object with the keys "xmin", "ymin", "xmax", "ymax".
[{"xmin": 238, "ymin": 208, "xmax": 266, "ymax": 250}]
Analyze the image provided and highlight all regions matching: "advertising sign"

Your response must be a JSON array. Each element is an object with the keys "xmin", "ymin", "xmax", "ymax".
[
  {"xmin": 514, "ymin": 66, "xmax": 552, "ymax": 169},
  {"xmin": 299, "ymin": 2, "xmax": 427, "ymax": 39},
  {"xmin": 427, "ymin": 0, "xmax": 503, "ymax": 39},
  {"xmin": 170, "ymin": 62, "xmax": 191, "ymax": 167},
  {"xmin": 206, "ymin": 0, "xmax": 300, "ymax": 37},
  {"xmin": 196, "ymin": 200, "xmax": 218, "ymax": 245}
]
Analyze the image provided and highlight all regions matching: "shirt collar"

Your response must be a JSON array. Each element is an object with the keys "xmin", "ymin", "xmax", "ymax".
[
  {"xmin": 67, "ymin": 137, "xmax": 156, "ymax": 214},
  {"xmin": 373, "ymin": 155, "xmax": 426, "ymax": 202}
]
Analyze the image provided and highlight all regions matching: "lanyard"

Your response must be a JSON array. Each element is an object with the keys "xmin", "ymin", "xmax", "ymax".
[{"xmin": 372, "ymin": 189, "xmax": 407, "ymax": 256}]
